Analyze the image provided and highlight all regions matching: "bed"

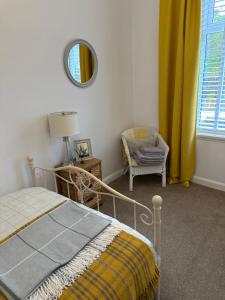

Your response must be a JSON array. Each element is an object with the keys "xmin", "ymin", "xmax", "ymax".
[{"xmin": 0, "ymin": 157, "xmax": 163, "ymax": 300}]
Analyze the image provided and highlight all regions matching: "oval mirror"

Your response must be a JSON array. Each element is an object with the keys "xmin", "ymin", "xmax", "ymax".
[{"xmin": 64, "ymin": 39, "xmax": 98, "ymax": 87}]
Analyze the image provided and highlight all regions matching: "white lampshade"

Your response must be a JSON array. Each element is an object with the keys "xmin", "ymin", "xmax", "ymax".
[{"xmin": 48, "ymin": 112, "xmax": 80, "ymax": 138}]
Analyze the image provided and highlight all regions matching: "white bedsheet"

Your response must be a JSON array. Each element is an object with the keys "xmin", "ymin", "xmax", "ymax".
[
  {"xmin": 0, "ymin": 188, "xmax": 67, "ymax": 241},
  {"xmin": 0, "ymin": 187, "xmax": 156, "ymax": 259}
]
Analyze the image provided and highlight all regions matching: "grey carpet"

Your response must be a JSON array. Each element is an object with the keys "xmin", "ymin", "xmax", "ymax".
[{"xmin": 100, "ymin": 174, "xmax": 225, "ymax": 300}]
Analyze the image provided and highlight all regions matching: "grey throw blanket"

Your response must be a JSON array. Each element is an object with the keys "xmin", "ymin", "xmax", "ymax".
[
  {"xmin": 0, "ymin": 201, "xmax": 111, "ymax": 300},
  {"xmin": 134, "ymin": 146, "xmax": 165, "ymax": 166}
]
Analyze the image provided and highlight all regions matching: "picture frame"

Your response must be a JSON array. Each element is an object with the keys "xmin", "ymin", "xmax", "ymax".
[{"xmin": 74, "ymin": 139, "xmax": 93, "ymax": 162}]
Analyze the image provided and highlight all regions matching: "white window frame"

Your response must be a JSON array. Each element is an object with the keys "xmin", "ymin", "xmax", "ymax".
[{"xmin": 197, "ymin": 0, "xmax": 225, "ymax": 139}]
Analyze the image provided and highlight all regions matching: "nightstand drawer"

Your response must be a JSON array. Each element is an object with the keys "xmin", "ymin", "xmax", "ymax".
[
  {"xmin": 83, "ymin": 194, "xmax": 102, "ymax": 208},
  {"xmin": 56, "ymin": 158, "xmax": 103, "ymax": 208},
  {"xmin": 77, "ymin": 181, "xmax": 101, "ymax": 202},
  {"xmin": 89, "ymin": 164, "xmax": 101, "ymax": 178}
]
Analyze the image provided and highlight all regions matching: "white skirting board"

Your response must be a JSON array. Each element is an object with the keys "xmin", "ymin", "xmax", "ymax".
[
  {"xmin": 103, "ymin": 171, "xmax": 225, "ymax": 192},
  {"xmin": 103, "ymin": 169, "xmax": 124, "ymax": 185},
  {"xmin": 192, "ymin": 176, "xmax": 225, "ymax": 192}
]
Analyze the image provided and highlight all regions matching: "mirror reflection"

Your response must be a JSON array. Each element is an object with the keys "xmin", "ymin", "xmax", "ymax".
[{"xmin": 64, "ymin": 40, "xmax": 97, "ymax": 87}]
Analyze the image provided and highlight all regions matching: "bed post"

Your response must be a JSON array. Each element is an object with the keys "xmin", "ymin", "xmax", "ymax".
[
  {"xmin": 152, "ymin": 195, "xmax": 162, "ymax": 300},
  {"xmin": 27, "ymin": 156, "xmax": 36, "ymax": 187},
  {"xmin": 152, "ymin": 195, "xmax": 162, "ymax": 262}
]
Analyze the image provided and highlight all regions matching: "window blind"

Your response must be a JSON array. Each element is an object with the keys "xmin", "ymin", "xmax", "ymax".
[{"xmin": 197, "ymin": 0, "xmax": 225, "ymax": 135}]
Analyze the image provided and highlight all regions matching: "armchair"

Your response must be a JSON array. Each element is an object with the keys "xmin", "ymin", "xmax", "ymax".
[{"xmin": 121, "ymin": 127, "xmax": 169, "ymax": 191}]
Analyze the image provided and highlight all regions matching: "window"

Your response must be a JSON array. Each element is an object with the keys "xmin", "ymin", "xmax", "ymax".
[
  {"xmin": 68, "ymin": 44, "xmax": 81, "ymax": 82},
  {"xmin": 197, "ymin": 0, "xmax": 225, "ymax": 136}
]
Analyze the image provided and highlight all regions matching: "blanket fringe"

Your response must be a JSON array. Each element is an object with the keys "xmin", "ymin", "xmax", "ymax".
[{"xmin": 28, "ymin": 225, "xmax": 121, "ymax": 300}]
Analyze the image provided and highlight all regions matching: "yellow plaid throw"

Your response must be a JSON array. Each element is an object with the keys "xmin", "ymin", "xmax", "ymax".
[{"xmin": 59, "ymin": 231, "xmax": 159, "ymax": 300}]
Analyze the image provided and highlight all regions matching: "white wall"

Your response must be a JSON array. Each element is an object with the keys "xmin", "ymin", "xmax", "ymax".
[
  {"xmin": 131, "ymin": 0, "xmax": 225, "ymax": 190},
  {"xmin": 1, "ymin": 0, "xmax": 224, "ymax": 195},
  {"xmin": 194, "ymin": 138, "xmax": 225, "ymax": 190},
  {"xmin": 0, "ymin": 0, "xmax": 133, "ymax": 195},
  {"xmin": 131, "ymin": 0, "xmax": 159, "ymax": 128}
]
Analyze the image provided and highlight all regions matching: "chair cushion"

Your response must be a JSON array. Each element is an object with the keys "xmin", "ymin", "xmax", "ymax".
[{"xmin": 123, "ymin": 127, "xmax": 152, "ymax": 140}]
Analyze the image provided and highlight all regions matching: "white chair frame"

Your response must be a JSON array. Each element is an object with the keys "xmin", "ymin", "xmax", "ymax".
[
  {"xmin": 27, "ymin": 156, "xmax": 163, "ymax": 300},
  {"xmin": 122, "ymin": 127, "xmax": 169, "ymax": 191}
]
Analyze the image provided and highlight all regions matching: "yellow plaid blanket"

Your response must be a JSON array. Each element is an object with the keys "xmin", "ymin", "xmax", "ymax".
[
  {"xmin": 59, "ymin": 231, "xmax": 159, "ymax": 300},
  {"xmin": 0, "ymin": 231, "xmax": 159, "ymax": 300}
]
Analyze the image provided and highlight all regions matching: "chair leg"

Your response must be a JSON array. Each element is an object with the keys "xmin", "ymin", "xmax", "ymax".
[
  {"xmin": 129, "ymin": 172, "xmax": 134, "ymax": 191},
  {"xmin": 162, "ymin": 170, "xmax": 166, "ymax": 187}
]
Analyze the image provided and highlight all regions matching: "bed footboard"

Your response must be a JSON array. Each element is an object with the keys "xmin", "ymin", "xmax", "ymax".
[{"xmin": 27, "ymin": 156, "xmax": 162, "ymax": 299}]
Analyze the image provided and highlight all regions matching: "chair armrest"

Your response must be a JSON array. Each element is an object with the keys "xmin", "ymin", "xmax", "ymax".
[
  {"xmin": 121, "ymin": 136, "xmax": 132, "ymax": 167},
  {"xmin": 156, "ymin": 133, "xmax": 169, "ymax": 164}
]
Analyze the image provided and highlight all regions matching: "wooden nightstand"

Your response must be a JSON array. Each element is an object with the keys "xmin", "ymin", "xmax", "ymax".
[{"xmin": 56, "ymin": 158, "xmax": 103, "ymax": 208}]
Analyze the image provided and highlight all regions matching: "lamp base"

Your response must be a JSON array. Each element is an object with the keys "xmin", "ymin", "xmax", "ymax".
[{"xmin": 63, "ymin": 136, "xmax": 74, "ymax": 165}]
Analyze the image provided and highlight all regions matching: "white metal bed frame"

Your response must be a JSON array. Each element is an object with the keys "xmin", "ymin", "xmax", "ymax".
[{"xmin": 27, "ymin": 156, "xmax": 163, "ymax": 299}]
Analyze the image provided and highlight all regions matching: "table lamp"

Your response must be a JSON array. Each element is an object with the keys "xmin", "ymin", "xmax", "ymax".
[{"xmin": 48, "ymin": 112, "xmax": 80, "ymax": 164}]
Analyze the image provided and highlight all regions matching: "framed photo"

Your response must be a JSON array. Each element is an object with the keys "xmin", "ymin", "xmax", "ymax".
[{"xmin": 74, "ymin": 139, "xmax": 93, "ymax": 161}]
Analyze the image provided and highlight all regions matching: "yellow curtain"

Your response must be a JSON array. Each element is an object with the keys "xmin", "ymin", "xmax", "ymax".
[
  {"xmin": 159, "ymin": 0, "xmax": 201, "ymax": 187},
  {"xmin": 79, "ymin": 44, "xmax": 93, "ymax": 83}
]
